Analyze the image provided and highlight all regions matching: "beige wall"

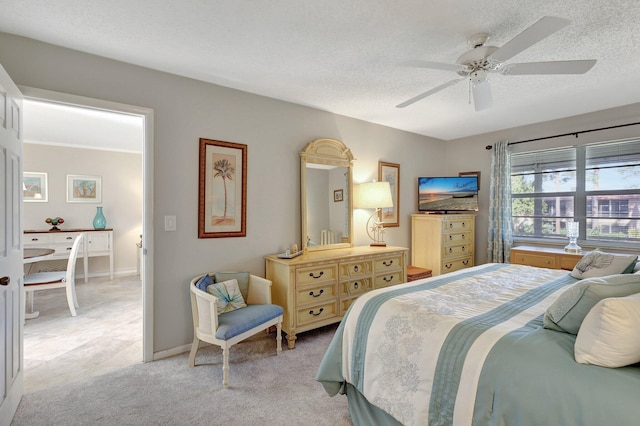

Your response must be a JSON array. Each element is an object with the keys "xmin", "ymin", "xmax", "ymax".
[
  {"xmin": 23, "ymin": 143, "xmax": 142, "ymax": 274},
  {"xmin": 0, "ymin": 33, "xmax": 446, "ymax": 353}
]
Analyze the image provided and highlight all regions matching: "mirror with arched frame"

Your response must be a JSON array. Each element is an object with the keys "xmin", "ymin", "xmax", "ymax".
[{"xmin": 300, "ymin": 138, "xmax": 354, "ymax": 252}]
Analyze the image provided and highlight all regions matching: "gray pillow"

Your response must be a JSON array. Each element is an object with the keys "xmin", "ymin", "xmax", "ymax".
[
  {"xmin": 570, "ymin": 250, "xmax": 637, "ymax": 279},
  {"xmin": 214, "ymin": 271, "xmax": 250, "ymax": 302},
  {"xmin": 543, "ymin": 274, "xmax": 640, "ymax": 334}
]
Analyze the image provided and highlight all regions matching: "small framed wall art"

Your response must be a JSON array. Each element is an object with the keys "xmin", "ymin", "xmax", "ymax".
[
  {"xmin": 198, "ymin": 138, "xmax": 247, "ymax": 238},
  {"xmin": 67, "ymin": 174, "xmax": 102, "ymax": 203},
  {"xmin": 334, "ymin": 189, "xmax": 343, "ymax": 202},
  {"xmin": 378, "ymin": 161, "xmax": 400, "ymax": 227},
  {"xmin": 23, "ymin": 172, "xmax": 48, "ymax": 202}
]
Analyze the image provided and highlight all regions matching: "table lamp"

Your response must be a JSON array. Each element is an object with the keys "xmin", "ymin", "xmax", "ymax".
[{"xmin": 354, "ymin": 181, "xmax": 393, "ymax": 247}]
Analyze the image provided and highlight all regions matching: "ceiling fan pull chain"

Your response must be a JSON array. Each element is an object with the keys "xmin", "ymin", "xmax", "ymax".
[{"xmin": 468, "ymin": 79, "xmax": 472, "ymax": 105}]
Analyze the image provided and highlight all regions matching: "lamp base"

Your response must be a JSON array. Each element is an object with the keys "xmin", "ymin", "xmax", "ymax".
[{"xmin": 370, "ymin": 242, "xmax": 387, "ymax": 247}]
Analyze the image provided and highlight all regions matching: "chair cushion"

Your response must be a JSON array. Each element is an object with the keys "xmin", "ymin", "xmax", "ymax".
[
  {"xmin": 215, "ymin": 304, "xmax": 283, "ymax": 340},
  {"xmin": 214, "ymin": 271, "xmax": 250, "ymax": 301},
  {"xmin": 24, "ymin": 271, "xmax": 67, "ymax": 285},
  {"xmin": 206, "ymin": 279, "xmax": 246, "ymax": 313}
]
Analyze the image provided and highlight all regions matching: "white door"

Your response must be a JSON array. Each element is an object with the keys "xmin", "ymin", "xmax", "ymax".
[{"xmin": 0, "ymin": 64, "xmax": 24, "ymax": 426}]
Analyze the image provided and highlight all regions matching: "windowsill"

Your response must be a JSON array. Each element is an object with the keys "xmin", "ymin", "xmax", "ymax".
[{"xmin": 512, "ymin": 238, "xmax": 639, "ymax": 254}]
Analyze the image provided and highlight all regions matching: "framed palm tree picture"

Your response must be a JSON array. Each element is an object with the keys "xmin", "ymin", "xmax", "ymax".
[{"xmin": 198, "ymin": 138, "xmax": 247, "ymax": 238}]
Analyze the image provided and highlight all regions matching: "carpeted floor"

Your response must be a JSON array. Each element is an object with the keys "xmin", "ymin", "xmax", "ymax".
[{"xmin": 12, "ymin": 324, "xmax": 351, "ymax": 426}]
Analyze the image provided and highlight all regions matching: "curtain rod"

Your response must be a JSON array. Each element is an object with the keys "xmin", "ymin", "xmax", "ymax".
[{"xmin": 484, "ymin": 121, "xmax": 640, "ymax": 150}]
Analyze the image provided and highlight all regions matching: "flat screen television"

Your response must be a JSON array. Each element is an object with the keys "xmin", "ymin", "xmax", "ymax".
[{"xmin": 418, "ymin": 176, "xmax": 479, "ymax": 213}]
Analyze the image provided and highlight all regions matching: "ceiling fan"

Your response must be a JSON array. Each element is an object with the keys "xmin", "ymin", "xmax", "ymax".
[{"xmin": 396, "ymin": 16, "xmax": 597, "ymax": 111}]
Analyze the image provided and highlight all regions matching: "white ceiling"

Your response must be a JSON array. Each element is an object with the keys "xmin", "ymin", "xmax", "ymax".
[{"xmin": 2, "ymin": 0, "xmax": 640, "ymax": 141}]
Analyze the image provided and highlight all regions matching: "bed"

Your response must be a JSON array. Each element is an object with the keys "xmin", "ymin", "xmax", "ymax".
[{"xmin": 316, "ymin": 263, "xmax": 640, "ymax": 426}]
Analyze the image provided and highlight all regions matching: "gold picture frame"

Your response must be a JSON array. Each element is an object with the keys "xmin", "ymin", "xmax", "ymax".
[
  {"xmin": 378, "ymin": 161, "xmax": 400, "ymax": 227},
  {"xmin": 198, "ymin": 138, "xmax": 247, "ymax": 238}
]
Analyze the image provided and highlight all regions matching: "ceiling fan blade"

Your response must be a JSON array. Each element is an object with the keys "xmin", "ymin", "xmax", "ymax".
[
  {"xmin": 472, "ymin": 81, "xmax": 492, "ymax": 111},
  {"xmin": 400, "ymin": 60, "xmax": 467, "ymax": 73},
  {"xmin": 502, "ymin": 59, "xmax": 597, "ymax": 75},
  {"xmin": 490, "ymin": 16, "xmax": 571, "ymax": 63},
  {"xmin": 396, "ymin": 78, "xmax": 464, "ymax": 108}
]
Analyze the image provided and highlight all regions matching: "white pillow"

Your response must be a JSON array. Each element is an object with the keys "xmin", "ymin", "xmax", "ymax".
[
  {"xmin": 206, "ymin": 278, "xmax": 247, "ymax": 314},
  {"xmin": 574, "ymin": 292, "xmax": 640, "ymax": 368}
]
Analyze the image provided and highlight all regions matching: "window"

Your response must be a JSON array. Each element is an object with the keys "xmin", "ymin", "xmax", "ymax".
[{"xmin": 511, "ymin": 139, "xmax": 640, "ymax": 245}]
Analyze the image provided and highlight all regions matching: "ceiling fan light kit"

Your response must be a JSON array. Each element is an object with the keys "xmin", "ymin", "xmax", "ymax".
[{"xmin": 397, "ymin": 16, "xmax": 597, "ymax": 112}]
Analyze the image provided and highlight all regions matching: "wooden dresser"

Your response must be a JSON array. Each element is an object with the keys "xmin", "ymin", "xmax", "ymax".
[
  {"xmin": 265, "ymin": 246, "xmax": 407, "ymax": 349},
  {"xmin": 510, "ymin": 245, "xmax": 585, "ymax": 270},
  {"xmin": 411, "ymin": 213, "xmax": 475, "ymax": 276}
]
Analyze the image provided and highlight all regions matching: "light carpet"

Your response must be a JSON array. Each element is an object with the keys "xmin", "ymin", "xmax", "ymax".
[{"xmin": 12, "ymin": 324, "xmax": 351, "ymax": 425}]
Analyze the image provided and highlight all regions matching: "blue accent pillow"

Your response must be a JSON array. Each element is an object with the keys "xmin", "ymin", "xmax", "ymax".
[{"xmin": 195, "ymin": 274, "xmax": 214, "ymax": 291}]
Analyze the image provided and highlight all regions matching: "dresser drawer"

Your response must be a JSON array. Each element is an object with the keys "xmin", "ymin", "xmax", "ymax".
[
  {"xmin": 25, "ymin": 234, "xmax": 53, "ymax": 245},
  {"xmin": 511, "ymin": 252, "xmax": 558, "ymax": 269},
  {"xmin": 296, "ymin": 283, "xmax": 338, "ymax": 306},
  {"xmin": 296, "ymin": 264, "xmax": 337, "ymax": 286},
  {"xmin": 339, "ymin": 278, "xmax": 372, "ymax": 297},
  {"xmin": 374, "ymin": 272, "xmax": 404, "ymax": 289},
  {"xmin": 441, "ymin": 257, "xmax": 473, "ymax": 274},
  {"xmin": 442, "ymin": 244, "xmax": 472, "ymax": 259},
  {"xmin": 339, "ymin": 260, "xmax": 373, "ymax": 279},
  {"xmin": 374, "ymin": 255, "xmax": 403, "ymax": 273},
  {"xmin": 443, "ymin": 218, "xmax": 473, "ymax": 233},
  {"xmin": 340, "ymin": 297, "xmax": 357, "ymax": 316},
  {"xmin": 296, "ymin": 301, "xmax": 338, "ymax": 327},
  {"xmin": 443, "ymin": 232, "xmax": 472, "ymax": 246}
]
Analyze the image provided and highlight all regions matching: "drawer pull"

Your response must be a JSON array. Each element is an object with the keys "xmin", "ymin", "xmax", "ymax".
[
  {"xmin": 382, "ymin": 260, "xmax": 393, "ymax": 267},
  {"xmin": 461, "ymin": 234, "xmax": 465, "ymax": 240},
  {"xmin": 354, "ymin": 282, "xmax": 359, "ymax": 289},
  {"xmin": 66, "ymin": 236, "xmax": 73, "ymax": 240},
  {"xmin": 309, "ymin": 271, "xmax": 324, "ymax": 279},
  {"xmin": 449, "ymin": 248, "xmax": 453, "ymax": 253},
  {"xmin": 383, "ymin": 275, "xmax": 394, "ymax": 282},
  {"xmin": 309, "ymin": 308, "xmax": 324, "ymax": 317},
  {"xmin": 31, "ymin": 238, "xmax": 39, "ymax": 241},
  {"xmin": 449, "ymin": 223, "xmax": 453, "ymax": 229},
  {"xmin": 66, "ymin": 247, "xmax": 73, "ymax": 251},
  {"xmin": 353, "ymin": 265, "xmax": 359, "ymax": 272},
  {"xmin": 445, "ymin": 263, "xmax": 453, "ymax": 269},
  {"xmin": 449, "ymin": 235, "xmax": 453, "ymax": 241},
  {"xmin": 461, "ymin": 246, "xmax": 466, "ymax": 252},
  {"xmin": 309, "ymin": 289, "xmax": 324, "ymax": 298},
  {"xmin": 0, "ymin": 276, "xmax": 10, "ymax": 286},
  {"xmin": 462, "ymin": 260, "xmax": 469, "ymax": 266},
  {"xmin": 462, "ymin": 222, "xmax": 465, "ymax": 227}
]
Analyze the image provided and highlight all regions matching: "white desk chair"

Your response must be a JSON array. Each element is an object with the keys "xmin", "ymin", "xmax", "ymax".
[{"xmin": 24, "ymin": 232, "xmax": 84, "ymax": 317}]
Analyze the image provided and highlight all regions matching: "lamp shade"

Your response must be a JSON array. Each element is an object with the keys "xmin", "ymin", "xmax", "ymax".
[{"xmin": 354, "ymin": 181, "xmax": 393, "ymax": 209}]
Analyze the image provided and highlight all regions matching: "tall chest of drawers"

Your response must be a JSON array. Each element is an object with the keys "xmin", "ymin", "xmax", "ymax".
[
  {"xmin": 411, "ymin": 213, "xmax": 475, "ymax": 276},
  {"xmin": 265, "ymin": 246, "xmax": 407, "ymax": 349}
]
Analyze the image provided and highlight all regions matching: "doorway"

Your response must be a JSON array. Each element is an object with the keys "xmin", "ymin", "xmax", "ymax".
[{"xmin": 20, "ymin": 86, "xmax": 154, "ymax": 386}]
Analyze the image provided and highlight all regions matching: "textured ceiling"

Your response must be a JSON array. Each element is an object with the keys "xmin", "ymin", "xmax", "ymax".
[{"xmin": 2, "ymin": 0, "xmax": 640, "ymax": 141}]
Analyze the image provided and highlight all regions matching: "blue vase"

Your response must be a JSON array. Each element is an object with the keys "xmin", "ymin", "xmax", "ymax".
[{"xmin": 93, "ymin": 207, "xmax": 107, "ymax": 230}]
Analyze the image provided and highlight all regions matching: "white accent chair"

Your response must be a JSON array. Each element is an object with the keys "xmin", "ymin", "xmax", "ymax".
[
  {"xmin": 24, "ymin": 232, "xmax": 84, "ymax": 317},
  {"xmin": 189, "ymin": 273, "xmax": 283, "ymax": 388}
]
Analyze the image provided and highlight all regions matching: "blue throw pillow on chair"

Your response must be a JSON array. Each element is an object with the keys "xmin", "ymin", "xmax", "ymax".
[{"xmin": 195, "ymin": 274, "xmax": 214, "ymax": 291}]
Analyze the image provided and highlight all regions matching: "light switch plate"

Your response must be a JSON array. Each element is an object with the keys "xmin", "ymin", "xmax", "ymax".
[{"xmin": 164, "ymin": 215, "xmax": 176, "ymax": 231}]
